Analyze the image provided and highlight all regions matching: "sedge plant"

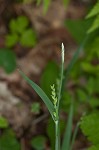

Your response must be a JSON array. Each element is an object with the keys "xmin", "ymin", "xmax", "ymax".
[
  {"xmin": 19, "ymin": 43, "xmax": 64, "ymax": 150},
  {"xmin": 19, "ymin": 39, "xmax": 88, "ymax": 150}
]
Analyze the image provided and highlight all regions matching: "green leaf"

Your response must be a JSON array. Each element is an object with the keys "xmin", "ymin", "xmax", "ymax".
[
  {"xmin": 16, "ymin": 16, "xmax": 29, "ymax": 33},
  {"xmin": 94, "ymin": 77, "xmax": 99, "ymax": 93},
  {"xmin": 5, "ymin": 34, "xmax": 19, "ymax": 47},
  {"xmin": 40, "ymin": 61, "xmax": 59, "ymax": 99},
  {"xmin": 76, "ymin": 89, "xmax": 87, "ymax": 103},
  {"xmin": 89, "ymin": 98, "xmax": 99, "ymax": 108},
  {"xmin": 0, "ymin": 129, "xmax": 21, "ymax": 150},
  {"xmin": 86, "ymin": 77, "xmax": 95, "ymax": 95},
  {"xmin": 61, "ymin": 92, "xmax": 71, "ymax": 112},
  {"xmin": 61, "ymin": 102, "xmax": 73, "ymax": 150},
  {"xmin": 81, "ymin": 62, "xmax": 99, "ymax": 75},
  {"xmin": 88, "ymin": 145, "xmax": 99, "ymax": 150},
  {"xmin": 80, "ymin": 113, "xmax": 99, "ymax": 146},
  {"xmin": 20, "ymin": 29, "xmax": 37, "ymax": 47},
  {"xmin": 65, "ymin": 19, "xmax": 92, "ymax": 44},
  {"xmin": 0, "ymin": 49, "xmax": 16, "ymax": 73},
  {"xmin": 70, "ymin": 60, "xmax": 82, "ymax": 79},
  {"xmin": 0, "ymin": 116, "xmax": 8, "ymax": 128},
  {"xmin": 9, "ymin": 16, "xmax": 29, "ymax": 34},
  {"xmin": 36, "ymin": 0, "xmax": 41, "ymax": 5},
  {"xmin": 31, "ymin": 102, "xmax": 40, "ymax": 114},
  {"xmin": 47, "ymin": 118, "xmax": 55, "ymax": 150},
  {"xmin": 31, "ymin": 135, "xmax": 46, "ymax": 150},
  {"xmin": 70, "ymin": 122, "xmax": 79, "ymax": 150},
  {"xmin": 87, "ymin": 15, "xmax": 99, "ymax": 33},
  {"xmin": 85, "ymin": 37, "xmax": 99, "ymax": 60},
  {"xmin": 19, "ymin": 70, "xmax": 55, "ymax": 120},
  {"xmin": 43, "ymin": 0, "xmax": 51, "ymax": 14},
  {"xmin": 9, "ymin": 19, "xmax": 18, "ymax": 33},
  {"xmin": 63, "ymin": 0, "xmax": 70, "ymax": 6},
  {"xmin": 86, "ymin": 2, "xmax": 99, "ymax": 18}
]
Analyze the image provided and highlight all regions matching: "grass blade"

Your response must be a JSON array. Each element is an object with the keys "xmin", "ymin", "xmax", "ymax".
[
  {"xmin": 61, "ymin": 102, "xmax": 73, "ymax": 150},
  {"xmin": 19, "ymin": 70, "xmax": 55, "ymax": 120},
  {"xmin": 70, "ymin": 122, "xmax": 79, "ymax": 150}
]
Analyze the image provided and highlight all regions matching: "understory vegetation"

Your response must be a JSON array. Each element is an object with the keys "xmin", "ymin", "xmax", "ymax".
[{"xmin": 0, "ymin": 0, "xmax": 99, "ymax": 150}]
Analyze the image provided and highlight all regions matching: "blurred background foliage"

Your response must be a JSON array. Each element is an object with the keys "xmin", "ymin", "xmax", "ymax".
[{"xmin": 0, "ymin": 0, "xmax": 99, "ymax": 150}]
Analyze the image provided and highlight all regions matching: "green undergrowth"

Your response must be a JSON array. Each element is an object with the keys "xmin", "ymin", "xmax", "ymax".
[
  {"xmin": 0, "ymin": 1, "xmax": 99, "ymax": 150},
  {"xmin": 5, "ymin": 16, "xmax": 37, "ymax": 48},
  {"xmin": 80, "ymin": 112, "xmax": 99, "ymax": 150}
]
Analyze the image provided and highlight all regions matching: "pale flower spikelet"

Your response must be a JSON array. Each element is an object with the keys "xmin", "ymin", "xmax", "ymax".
[
  {"xmin": 62, "ymin": 43, "xmax": 65, "ymax": 63},
  {"xmin": 50, "ymin": 84, "xmax": 58, "ymax": 107},
  {"xmin": 50, "ymin": 84, "xmax": 58, "ymax": 120}
]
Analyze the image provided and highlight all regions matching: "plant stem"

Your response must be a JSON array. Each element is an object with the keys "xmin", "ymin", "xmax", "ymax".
[
  {"xmin": 55, "ymin": 120, "xmax": 60, "ymax": 150},
  {"xmin": 55, "ymin": 43, "xmax": 64, "ymax": 150},
  {"xmin": 57, "ymin": 43, "xmax": 64, "ymax": 112}
]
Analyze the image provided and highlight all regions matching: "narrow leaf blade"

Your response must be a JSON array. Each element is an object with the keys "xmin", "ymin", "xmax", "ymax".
[
  {"xmin": 70, "ymin": 122, "xmax": 79, "ymax": 150},
  {"xmin": 87, "ymin": 15, "xmax": 99, "ymax": 33},
  {"xmin": 19, "ymin": 70, "xmax": 54, "ymax": 119},
  {"xmin": 86, "ymin": 2, "xmax": 99, "ymax": 19},
  {"xmin": 61, "ymin": 102, "xmax": 73, "ymax": 150}
]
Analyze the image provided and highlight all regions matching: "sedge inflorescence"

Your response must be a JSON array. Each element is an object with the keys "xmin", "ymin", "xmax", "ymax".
[{"xmin": 50, "ymin": 84, "xmax": 58, "ymax": 120}]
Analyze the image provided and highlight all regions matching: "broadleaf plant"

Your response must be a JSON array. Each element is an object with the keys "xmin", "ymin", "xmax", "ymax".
[
  {"xmin": 80, "ymin": 112, "xmax": 99, "ymax": 150},
  {"xmin": 0, "ymin": 48, "xmax": 16, "ymax": 73},
  {"xmin": 0, "ymin": 116, "xmax": 8, "ymax": 128},
  {"xmin": 0, "ymin": 129, "xmax": 21, "ymax": 150},
  {"xmin": 31, "ymin": 135, "xmax": 46, "ymax": 150},
  {"xmin": 6, "ymin": 16, "xmax": 37, "ymax": 48}
]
